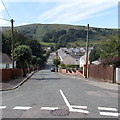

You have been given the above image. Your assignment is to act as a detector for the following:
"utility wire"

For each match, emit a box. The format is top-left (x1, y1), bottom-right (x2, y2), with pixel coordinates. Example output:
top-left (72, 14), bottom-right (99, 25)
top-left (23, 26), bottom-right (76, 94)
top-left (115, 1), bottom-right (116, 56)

top-left (0, 17), bottom-right (10, 22)
top-left (1, 0), bottom-right (11, 19)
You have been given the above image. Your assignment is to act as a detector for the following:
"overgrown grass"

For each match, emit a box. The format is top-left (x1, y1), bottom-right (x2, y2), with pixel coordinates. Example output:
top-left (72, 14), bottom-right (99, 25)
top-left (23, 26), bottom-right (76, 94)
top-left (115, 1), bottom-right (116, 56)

top-left (40, 42), bottom-right (55, 46)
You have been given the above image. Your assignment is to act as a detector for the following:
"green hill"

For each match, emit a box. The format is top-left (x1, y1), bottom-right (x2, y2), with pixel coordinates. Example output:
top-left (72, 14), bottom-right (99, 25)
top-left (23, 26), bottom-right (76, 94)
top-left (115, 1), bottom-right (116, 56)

top-left (2, 24), bottom-right (117, 47)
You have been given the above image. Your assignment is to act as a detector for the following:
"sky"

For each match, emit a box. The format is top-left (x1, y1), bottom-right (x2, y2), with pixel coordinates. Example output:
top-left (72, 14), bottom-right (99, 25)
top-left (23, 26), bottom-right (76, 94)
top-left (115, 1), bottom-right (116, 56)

top-left (0, 0), bottom-right (119, 28)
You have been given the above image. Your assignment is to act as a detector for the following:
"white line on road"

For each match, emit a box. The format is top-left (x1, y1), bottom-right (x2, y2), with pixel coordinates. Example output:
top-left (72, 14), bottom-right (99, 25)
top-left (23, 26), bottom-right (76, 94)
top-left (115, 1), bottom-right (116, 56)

top-left (100, 112), bottom-right (120, 117)
top-left (13, 106), bottom-right (32, 110)
top-left (59, 90), bottom-right (71, 110)
top-left (41, 107), bottom-right (59, 110)
top-left (0, 106), bottom-right (6, 109)
top-left (98, 107), bottom-right (117, 111)
top-left (59, 90), bottom-right (89, 114)
top-left (71, 105), bottom-right (87, 109)
top-left (70, 109), bottom-right (89, 114)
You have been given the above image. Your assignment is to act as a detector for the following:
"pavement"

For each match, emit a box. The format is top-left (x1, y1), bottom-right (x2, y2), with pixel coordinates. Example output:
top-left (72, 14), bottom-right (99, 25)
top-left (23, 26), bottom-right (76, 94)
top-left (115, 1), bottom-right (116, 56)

top-left (0, 71), bottom-right (36, 91)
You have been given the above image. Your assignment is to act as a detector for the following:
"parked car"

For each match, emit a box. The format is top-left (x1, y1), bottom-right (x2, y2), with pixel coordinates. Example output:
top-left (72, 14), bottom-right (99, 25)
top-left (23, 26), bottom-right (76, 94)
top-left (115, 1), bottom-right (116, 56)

top-left (51, 67), bottom-right (55, 72)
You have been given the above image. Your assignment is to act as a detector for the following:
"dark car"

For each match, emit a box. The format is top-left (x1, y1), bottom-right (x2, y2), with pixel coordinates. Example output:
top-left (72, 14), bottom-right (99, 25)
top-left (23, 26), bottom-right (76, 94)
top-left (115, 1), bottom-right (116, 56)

top-left (51, 67), bottom-right (55, 72)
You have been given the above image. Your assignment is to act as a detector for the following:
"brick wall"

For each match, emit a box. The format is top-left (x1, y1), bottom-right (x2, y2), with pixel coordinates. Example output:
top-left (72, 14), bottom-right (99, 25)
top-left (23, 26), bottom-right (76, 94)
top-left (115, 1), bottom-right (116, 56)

top-left (76, 70), bottom-right (83, 77)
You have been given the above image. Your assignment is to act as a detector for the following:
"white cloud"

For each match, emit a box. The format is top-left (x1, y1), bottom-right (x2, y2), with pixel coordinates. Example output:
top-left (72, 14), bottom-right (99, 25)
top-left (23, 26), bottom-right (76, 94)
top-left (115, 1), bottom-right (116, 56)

top-left (38, 0), bottom-right (118, 24)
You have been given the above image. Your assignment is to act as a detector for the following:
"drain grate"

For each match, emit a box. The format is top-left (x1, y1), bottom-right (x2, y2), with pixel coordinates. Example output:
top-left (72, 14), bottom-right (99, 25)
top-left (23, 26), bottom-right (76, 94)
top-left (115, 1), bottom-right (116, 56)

top-left (51, 109), bottom-right (70, 116)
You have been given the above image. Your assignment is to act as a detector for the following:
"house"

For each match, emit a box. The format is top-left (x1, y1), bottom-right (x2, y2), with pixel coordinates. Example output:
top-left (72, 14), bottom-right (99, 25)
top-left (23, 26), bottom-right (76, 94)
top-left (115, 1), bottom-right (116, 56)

top-left (79, 51), bottom-right (91, 67)
top-left (58, 48), bottom-right (80, 65)
top-left (0, 52), bottom-right (16, 69)
top-left (79, 55), bottom-right (86, 67)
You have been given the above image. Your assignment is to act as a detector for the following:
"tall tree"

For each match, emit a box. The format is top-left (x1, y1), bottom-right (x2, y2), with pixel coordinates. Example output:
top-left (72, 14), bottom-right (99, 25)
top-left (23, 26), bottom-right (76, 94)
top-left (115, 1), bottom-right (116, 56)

top-left (53, 58), bottom-right (60, 72)
top-left (89, 46), bottom-right (101, 62)
top-left (14, 45), bottom-right (32, 77)
top-left (27, 39), bottom-right (44, 58)
top-left (100, 36), bottom-right (118, 58)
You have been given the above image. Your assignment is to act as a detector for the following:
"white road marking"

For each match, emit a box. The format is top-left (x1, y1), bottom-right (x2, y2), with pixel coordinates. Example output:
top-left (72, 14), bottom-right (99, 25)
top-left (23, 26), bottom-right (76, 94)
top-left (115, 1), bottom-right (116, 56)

top-left (100, 112), bottom-right (120, 117)
top-left (13, 106), bottom-right (32, 110)
top-left (59, 90), bottom-right (89, 114)
top-left (0, 106), bottom-right (6, 109)
top-left (71, 105), bottom-right (87, 109)
top-left (41, 107), bottom-right (59, 110)
top-left (70, 109), bottom-right (89, 114)
top-left (98, 107), bottom-right (117, 111)
top-left (59, 90), bottom-right (71, 110)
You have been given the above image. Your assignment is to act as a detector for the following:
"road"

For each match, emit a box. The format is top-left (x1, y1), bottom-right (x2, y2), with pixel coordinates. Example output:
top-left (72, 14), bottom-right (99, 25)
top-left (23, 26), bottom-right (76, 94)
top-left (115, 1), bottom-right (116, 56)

top-left (1, 53), bottom-right (119, 119)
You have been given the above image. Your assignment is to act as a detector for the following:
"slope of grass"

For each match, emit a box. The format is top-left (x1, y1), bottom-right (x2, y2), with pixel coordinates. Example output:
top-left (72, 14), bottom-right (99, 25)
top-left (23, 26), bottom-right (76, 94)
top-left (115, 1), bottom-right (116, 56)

top-left (1, 23), bottom-right (117, 47)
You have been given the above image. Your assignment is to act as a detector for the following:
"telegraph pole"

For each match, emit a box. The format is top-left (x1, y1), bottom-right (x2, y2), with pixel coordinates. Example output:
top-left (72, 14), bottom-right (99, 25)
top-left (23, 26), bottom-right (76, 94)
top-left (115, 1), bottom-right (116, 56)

top-left (85, 24), bottom-right (89, 78)
top-left (11, 19), bottom-right (14, 69)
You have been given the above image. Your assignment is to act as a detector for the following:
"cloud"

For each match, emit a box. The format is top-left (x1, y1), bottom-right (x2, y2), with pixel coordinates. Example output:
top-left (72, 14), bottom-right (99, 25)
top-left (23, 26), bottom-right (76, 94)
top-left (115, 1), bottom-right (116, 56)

top-left (38, 0), bottom-right (118, 24)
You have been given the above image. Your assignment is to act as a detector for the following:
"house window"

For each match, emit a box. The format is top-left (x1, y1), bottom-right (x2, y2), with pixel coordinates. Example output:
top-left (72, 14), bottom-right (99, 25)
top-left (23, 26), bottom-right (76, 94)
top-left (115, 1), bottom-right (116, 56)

top-left (6, 64), bottom-right (9, 68)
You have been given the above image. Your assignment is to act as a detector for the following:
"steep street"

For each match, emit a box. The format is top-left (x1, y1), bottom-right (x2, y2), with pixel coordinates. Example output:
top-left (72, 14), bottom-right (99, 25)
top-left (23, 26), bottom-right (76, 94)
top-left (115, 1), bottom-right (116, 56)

top-left (1, 55), bottom-right (119, 118)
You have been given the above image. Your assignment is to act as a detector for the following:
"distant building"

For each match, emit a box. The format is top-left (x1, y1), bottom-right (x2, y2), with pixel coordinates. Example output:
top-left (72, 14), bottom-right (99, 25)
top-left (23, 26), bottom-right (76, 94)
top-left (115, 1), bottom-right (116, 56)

top-left (79, 51), bottom-right (91, 67)
top-left (58, 48), bottom-right (80, 65)
top-left (0, 52), bottom-right (16, 69)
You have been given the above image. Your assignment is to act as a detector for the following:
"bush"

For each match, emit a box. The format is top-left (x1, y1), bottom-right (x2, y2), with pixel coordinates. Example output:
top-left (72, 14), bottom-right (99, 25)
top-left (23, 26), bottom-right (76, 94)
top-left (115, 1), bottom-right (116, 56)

top-left (60, 63), bottom-right (66, 69)
top-left (59, 64), bottom-right (79, 69)
top-left (78, 67), bottom-right (83, 71)
top-left (65, 64), bottom-right (79, 68)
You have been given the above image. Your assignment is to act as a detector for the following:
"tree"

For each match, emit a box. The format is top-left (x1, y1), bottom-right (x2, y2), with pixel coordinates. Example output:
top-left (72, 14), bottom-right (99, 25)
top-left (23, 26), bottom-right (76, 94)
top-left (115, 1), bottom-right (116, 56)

top-left (37, 58), bottom-right (42, 67)
top-left (14, 45), bottom-right (32, 77)
top-left (100, 36), bottom-right (118, 58)
top-left (31, 56), bottom-right (37, 71)
top-left (2, 33), bottom-right (11, 56)
top-left (99, 36), bottom-right (120, 67)
top-left (53, 58), bottom-right (60, 72)
top-left (2, 30), bottom-right (29, 56)
top-left (27, 39), bottom-right (44, 58)
top-left (89, 46), bottom-right (101, 63)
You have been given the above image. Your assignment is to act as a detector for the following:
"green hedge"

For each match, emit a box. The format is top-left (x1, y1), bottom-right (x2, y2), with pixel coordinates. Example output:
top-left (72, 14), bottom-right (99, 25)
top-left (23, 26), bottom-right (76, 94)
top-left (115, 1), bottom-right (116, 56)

top-left (60, 63), bottom-right (79, 69)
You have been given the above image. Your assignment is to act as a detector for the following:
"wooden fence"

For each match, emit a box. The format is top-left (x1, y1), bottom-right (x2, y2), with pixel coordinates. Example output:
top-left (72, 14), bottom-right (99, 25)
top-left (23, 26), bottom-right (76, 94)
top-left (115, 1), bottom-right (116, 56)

top-left (1, 68), bottom-right (23, 82)
top-left (88, 65), bottom-right (116, 83)
top-left (0, 66), bottom-right (39, 82)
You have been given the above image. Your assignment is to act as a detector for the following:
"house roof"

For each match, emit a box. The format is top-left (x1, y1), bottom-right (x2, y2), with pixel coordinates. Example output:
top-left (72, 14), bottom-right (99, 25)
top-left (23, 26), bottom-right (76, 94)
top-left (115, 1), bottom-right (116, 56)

top-left (0, 52), bottom-right (12, 64)
top-left (58, 49), bottom-right (68, 59)
top-left (71, 55), bottom-right (80, 59)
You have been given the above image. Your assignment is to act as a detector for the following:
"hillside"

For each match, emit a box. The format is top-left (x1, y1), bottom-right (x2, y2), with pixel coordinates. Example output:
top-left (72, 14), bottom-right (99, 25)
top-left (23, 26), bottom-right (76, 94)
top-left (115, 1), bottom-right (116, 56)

top-left (2, 24), bottom-right (117, 47)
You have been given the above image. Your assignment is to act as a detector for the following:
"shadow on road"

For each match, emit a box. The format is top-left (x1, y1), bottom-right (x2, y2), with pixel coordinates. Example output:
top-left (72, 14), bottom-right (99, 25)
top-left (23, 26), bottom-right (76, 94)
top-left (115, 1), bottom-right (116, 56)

top-left (30, 77), bottom-right (61, 81)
